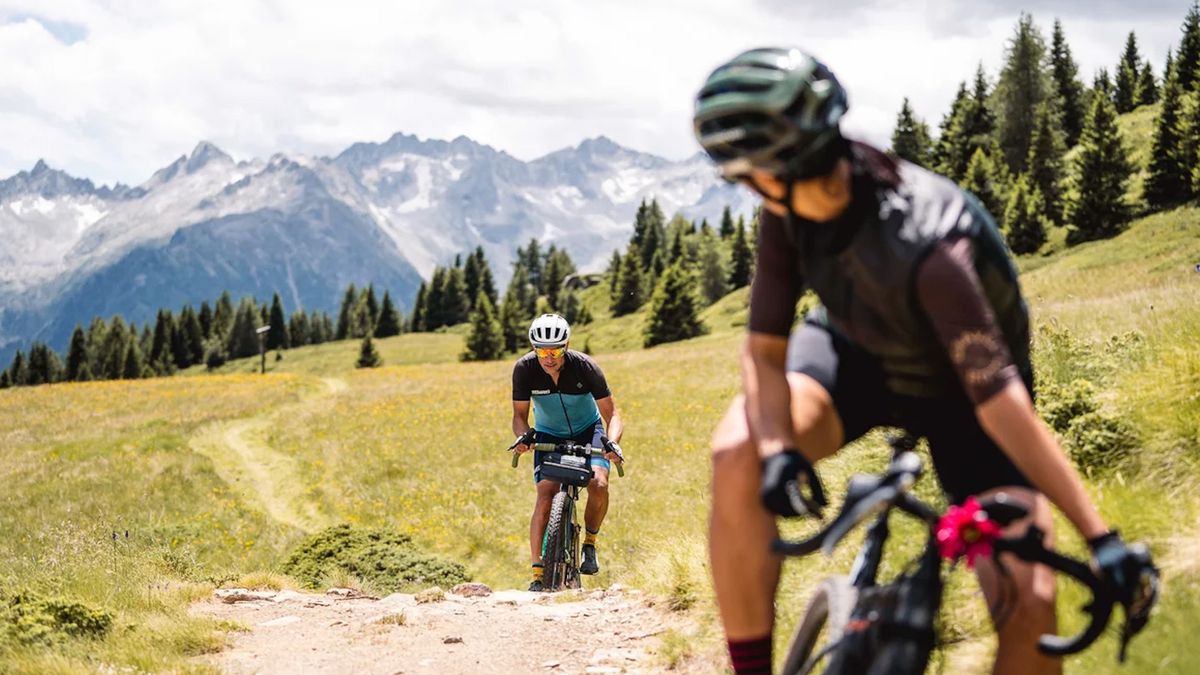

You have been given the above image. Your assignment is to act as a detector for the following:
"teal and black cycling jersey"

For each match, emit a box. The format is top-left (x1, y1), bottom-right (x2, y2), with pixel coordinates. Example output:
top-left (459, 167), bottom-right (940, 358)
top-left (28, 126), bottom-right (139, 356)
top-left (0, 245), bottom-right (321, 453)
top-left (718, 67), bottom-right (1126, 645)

top-left (512, 350), bottom-right (610, 438)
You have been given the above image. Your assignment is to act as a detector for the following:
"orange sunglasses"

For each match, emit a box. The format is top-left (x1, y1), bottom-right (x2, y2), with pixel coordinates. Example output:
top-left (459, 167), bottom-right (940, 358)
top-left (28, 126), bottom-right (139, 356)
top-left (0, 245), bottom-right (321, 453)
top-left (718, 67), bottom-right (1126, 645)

top-left (534, 346), bottom-right (566, 358)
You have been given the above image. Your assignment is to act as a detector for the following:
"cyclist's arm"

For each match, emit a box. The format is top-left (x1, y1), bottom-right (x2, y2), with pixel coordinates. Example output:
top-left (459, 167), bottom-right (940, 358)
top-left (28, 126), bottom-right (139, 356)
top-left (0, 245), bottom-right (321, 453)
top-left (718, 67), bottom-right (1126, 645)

top-left (512, 400), bottom-right (532, 438)
top-left (595, 395), bottom-right (623, 443)
top-left (744, 209), bottom-right (803, 458)
top-left (916, 238), bottom-right (1108, 539)
top-left (744, 332), bottom-right (792, 457)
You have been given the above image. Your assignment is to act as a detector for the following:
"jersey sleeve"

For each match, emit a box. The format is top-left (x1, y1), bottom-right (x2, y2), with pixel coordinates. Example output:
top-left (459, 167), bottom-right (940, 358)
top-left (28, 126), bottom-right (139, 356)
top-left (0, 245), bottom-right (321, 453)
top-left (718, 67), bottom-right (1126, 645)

top-left (747, 209), bottom-right (804, 336)
top-left (512, 361), bottom-right (532, 401)
top-left (915, 237), bottom-right (1021, 405)
top-left (581, 356), bottom-right (612, 400)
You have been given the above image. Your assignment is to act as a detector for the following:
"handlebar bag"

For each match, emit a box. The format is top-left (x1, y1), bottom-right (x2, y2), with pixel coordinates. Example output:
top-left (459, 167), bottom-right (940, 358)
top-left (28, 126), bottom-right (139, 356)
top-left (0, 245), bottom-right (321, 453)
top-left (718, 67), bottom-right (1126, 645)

top-left (541, 453), bottom-right (593, 487)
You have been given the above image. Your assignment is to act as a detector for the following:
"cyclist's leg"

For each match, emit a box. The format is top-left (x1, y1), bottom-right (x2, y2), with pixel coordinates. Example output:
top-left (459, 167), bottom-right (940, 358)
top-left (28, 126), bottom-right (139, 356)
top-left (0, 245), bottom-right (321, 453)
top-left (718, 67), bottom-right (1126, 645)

top-left (915, 391), bottom-right (1059, 675)
top-left (583, 421), bottom-right (610, 533)
top-left (710, 320), bottom-right (885, 641)
top-left (974, 488), bottom-right (1059, 675)
top-left (529, 435), bottom-right (564, 565)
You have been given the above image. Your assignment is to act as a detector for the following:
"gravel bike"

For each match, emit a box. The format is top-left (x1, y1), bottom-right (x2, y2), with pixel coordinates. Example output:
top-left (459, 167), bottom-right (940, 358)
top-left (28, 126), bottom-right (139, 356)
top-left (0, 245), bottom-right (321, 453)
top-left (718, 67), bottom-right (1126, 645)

top-left (509, 433), bottom-right (624, 591)
top-left (774, 434), bottom-right (1158, 674)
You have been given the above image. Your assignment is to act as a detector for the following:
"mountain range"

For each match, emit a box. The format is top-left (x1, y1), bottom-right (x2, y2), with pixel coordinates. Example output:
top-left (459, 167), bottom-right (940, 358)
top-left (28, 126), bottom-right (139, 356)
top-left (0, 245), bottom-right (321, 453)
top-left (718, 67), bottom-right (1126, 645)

top-left (0, 133), bottom-right (756, 361)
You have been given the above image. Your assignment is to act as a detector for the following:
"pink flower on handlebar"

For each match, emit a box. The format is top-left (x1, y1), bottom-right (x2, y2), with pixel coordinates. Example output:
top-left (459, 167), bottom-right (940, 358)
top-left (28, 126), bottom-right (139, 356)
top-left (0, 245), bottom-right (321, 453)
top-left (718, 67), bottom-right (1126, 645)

top-left (936, 497), bottom-right (1002, 568)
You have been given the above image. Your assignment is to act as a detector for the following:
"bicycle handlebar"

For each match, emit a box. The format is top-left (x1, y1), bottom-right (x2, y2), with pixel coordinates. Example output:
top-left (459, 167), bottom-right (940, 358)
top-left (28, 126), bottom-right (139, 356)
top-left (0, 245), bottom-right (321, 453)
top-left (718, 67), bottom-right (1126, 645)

top-left (506, 440), bottom-right (624, 478)
top-left (991, 525), bottom-right (1112, 657)
top-left (772, 446), bottom-right (1145, 661)
top-left (773, 451), bottom-right (934, 557)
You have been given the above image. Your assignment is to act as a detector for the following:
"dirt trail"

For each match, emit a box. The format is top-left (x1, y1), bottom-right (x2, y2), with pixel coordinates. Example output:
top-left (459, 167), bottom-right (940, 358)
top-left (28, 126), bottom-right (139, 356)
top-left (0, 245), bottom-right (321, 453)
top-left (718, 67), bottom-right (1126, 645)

top-left (192, 585), bottom-right (712, 675)
top-left (189, 377), bottom-right (346, 533)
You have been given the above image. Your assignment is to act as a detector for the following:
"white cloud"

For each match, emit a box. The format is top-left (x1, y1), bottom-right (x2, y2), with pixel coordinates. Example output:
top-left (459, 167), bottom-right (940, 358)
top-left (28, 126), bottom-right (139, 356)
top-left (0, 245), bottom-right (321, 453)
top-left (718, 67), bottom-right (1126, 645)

top-left (0, 0), bottom-right (1186, 185)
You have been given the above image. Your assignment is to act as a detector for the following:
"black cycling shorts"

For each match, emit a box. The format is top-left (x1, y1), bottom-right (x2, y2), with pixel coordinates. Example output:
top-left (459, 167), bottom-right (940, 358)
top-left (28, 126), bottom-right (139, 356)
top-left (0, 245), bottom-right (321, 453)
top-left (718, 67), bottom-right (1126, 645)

top-left (786, 318), bottom-right (1032, 504)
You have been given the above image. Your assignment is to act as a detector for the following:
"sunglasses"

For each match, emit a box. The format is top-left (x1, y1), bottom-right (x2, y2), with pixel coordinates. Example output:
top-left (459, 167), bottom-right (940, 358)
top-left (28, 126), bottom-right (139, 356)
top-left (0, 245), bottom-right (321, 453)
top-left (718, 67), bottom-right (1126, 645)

top-left (534, 346), bottom-right (566, 358)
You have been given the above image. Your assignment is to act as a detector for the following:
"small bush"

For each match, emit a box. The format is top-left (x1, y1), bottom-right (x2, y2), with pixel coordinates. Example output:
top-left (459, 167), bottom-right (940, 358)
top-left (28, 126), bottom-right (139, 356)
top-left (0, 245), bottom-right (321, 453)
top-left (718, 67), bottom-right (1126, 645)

top-left (1038, 379), bottom-right (1098, 432)
top-left (1065, 412), bottom-right (1139, 472)
top-left (280, 524), bottom-right (467, 593)
top-left (0, 592), bottom-right (113, 644)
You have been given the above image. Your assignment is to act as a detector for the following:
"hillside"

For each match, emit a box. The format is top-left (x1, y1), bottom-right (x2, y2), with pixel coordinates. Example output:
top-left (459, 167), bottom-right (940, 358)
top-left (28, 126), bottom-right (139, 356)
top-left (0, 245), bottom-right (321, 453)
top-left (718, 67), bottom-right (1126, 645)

top-left (3, 104), bottom-right (1199, 673)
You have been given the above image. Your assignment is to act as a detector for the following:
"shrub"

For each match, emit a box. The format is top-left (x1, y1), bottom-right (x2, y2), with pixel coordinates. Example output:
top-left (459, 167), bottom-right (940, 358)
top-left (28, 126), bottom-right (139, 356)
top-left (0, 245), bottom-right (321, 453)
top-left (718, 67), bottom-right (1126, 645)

top-left (281, 524), bottom-right (467, 593)
top-left (204, 343), bottom-right (228, 371)
top-left (1038, 379), bottom-right (1098, 432)
top-left (0, 592), bottom-right (113, 644)
top-left (1065, 411), bottom-right (1139, 473)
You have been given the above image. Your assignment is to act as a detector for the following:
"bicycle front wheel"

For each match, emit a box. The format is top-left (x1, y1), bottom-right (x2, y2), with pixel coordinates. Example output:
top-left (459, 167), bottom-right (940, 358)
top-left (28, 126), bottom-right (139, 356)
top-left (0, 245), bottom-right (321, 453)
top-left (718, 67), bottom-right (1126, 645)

top-left (780, 576), bottom-right (857, 675)
top-left (543, 491), bottom-right (574, 590)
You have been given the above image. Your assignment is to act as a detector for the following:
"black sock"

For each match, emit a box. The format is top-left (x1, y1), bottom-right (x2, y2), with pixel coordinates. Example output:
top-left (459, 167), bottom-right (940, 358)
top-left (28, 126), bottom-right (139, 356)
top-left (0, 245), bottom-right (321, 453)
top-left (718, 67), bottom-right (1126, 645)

top-left (727, 634), bottom-right (772, 675)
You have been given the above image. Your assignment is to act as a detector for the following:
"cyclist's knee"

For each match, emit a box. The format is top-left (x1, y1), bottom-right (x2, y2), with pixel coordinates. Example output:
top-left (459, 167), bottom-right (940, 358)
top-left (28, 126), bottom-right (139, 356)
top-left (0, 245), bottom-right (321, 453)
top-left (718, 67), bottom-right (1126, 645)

top-left (711, 396), bottom-right (756, 469)
top-left (588, 474), bottom-right (608, 492)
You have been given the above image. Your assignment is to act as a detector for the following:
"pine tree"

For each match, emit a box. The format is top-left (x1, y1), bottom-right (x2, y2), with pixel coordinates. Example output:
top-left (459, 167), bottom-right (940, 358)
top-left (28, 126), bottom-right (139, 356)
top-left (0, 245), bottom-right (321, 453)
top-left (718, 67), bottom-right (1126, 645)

top-left (1135, 62), bottom-right (1159, 107)
top-left (198, 301), bottom-right (214, 340)
top-left (1177, 2), bottom-right (1200, 93)
top-left (362, 285), bottom-right (379, 328)
top-left (1003, 175), bottom-right (1048, 254)
top-left (261, 294), bottom-right (286, 350)
top-left (462, 293), bottom-right (504, 361)
top-left (100, 317), bottom-right (129, 380)
top-left (212, 291), bottom-right (234, 343)
top-left (643, 263), bottom-right (707, 347)
top-left (355, 335), bottom-right (382, 368)
top-left (669, 228), bottom-right (685, 264)
top-left (1065, 92), bottom-right (1133, 244)
top-left (719, 205), bottom-right (735, 239)
top-left (639, 200), bottom-right (667, 271)
top-left (542, 247), bottom-right (575, 310)
top-left (612, 246), bottom-right (645, 316)
top-left (993, 14), bottom-right (1053, 173)
top-left (607, 250), bottom-right (622, 294)
top-left (1025, 102), bottom-right (1067, 223)
top-left (349, 294), bottom-right (373, 339)
top-left (289, 310), bottom-right (310, 347)
top-left (84, 317), bottom-right (109, 377)
top-left (561, 290), bottom-right (591, 326)
top-left (424, 268), bottom-right (447, 329)
top-left (520, 239), bottom-right (544, 295)
top-left (180, 305), bottom-right (206, 365)
top-left (697, 228), bottom-right (729, 305)
top-left (1049, 19), bottom-right (1087, 147)
top-left (375, 291), bottom-right (403, 337)
top-left (26, 343), bottom-right (62, 385)
top-left (122, 340), bottom-right (144, 379)
top-left (335, 284), bottom-right (358, 340)
top-left (961, 147), bottom-right (1010, 221)
top-left (0, 369), bottom-right (10, 389)
top-left (1114, 32), bottom-right (1143, 114)
top-left (7, 350), bottom-right (28, 387)
top-left (464, 251), bottom-right (483, 308)
top-left (169, 309), bottom-right (191, 369)
top-left (934, 82), bottom-right (970, 177)
top-left (442, 267), bottom-right (470, 326)
top-left (891, 97), bottom-right (933, 166)
top-left (410, 282), bottom-right (428, 332)
top-left (227, 298), bottom-right (262, 359)
top-left (1145, 75), bottom-right (1189, 208)
top-left (65, 325), bottom-right (90, 381)
top-left (728, 218), bottom-right (754, 289)
top-left (500, 261), bottom-right (535, 353)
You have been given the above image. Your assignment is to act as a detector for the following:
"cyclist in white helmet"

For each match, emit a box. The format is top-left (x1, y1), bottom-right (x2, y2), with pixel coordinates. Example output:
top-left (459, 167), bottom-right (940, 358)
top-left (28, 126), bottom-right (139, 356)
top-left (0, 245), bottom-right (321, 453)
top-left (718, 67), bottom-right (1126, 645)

top-left (511, 314), bottom-right (625, 591)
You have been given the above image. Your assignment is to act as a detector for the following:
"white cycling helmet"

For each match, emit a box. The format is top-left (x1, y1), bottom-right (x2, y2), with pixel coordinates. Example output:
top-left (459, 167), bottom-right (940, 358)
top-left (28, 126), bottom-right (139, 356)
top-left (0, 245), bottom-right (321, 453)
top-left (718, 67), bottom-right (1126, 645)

top-left (528, 314), bottom-right (571, 348)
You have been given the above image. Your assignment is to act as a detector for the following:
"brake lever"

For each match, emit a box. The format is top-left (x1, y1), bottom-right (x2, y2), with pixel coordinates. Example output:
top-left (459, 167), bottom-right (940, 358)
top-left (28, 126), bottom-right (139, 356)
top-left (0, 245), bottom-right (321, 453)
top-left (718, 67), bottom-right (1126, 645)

top-left (1118, 543), bottom-right (1159, 663)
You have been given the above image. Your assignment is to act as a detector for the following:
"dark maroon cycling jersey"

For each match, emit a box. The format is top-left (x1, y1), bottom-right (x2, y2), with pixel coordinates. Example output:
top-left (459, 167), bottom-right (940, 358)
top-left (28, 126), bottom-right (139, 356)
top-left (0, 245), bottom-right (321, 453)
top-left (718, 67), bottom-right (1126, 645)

top-left (748, 143), bottom-right (1030, 404)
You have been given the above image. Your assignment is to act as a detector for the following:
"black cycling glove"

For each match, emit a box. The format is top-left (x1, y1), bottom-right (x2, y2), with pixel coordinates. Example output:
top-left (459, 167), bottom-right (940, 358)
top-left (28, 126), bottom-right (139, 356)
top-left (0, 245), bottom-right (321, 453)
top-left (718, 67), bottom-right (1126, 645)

top-left (1088, 530), bottom-right (1159, 624)
top-left (760, 449), bottom-right (827, 518)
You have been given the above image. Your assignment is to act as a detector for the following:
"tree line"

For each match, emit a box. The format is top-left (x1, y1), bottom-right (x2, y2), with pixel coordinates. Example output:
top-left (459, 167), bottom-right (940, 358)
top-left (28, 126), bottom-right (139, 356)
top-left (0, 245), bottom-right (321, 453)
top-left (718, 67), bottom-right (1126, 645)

top-left (890, 6), bottom-right (1200, 255)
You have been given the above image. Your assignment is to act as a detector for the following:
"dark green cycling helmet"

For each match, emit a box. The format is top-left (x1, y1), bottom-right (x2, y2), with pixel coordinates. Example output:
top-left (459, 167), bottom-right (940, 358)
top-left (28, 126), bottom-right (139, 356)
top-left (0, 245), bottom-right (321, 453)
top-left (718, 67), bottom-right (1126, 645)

top-left (694, 47), bottom-right (848, 181)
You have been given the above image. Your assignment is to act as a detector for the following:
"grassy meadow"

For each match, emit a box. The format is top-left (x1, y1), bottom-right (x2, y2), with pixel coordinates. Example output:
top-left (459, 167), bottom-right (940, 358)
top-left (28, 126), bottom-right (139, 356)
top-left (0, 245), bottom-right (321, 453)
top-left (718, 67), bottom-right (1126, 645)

top-left (3, 133), bottom-right (1200, 673)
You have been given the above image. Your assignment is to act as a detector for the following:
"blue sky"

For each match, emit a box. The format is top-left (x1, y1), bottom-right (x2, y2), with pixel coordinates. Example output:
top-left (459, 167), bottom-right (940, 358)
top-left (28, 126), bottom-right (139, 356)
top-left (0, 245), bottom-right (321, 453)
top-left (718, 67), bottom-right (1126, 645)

top-left (0, 0), bottom-right (1188, 186)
